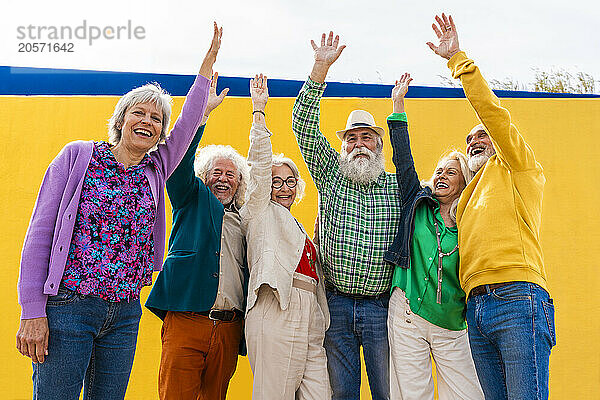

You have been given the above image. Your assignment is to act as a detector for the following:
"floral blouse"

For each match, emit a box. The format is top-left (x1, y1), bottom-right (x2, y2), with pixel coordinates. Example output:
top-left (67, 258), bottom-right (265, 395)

top-left (62, 141), bottom-right (156, 301)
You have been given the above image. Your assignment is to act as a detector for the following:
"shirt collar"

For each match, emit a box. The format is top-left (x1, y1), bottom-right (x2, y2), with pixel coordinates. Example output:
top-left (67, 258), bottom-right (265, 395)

top-left (95, 141), bottom-right (153, 170)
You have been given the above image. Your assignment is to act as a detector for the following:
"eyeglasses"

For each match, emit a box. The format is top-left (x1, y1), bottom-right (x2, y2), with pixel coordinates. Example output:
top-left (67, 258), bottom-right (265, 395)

top-left (272, 177), bottom-right (298, 189)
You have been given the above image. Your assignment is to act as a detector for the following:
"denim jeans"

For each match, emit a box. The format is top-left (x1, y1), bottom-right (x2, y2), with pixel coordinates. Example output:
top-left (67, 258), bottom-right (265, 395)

top-left (324, 289), bottom-right (390, 400)
top-left (32, 286), bottom-right (142, 400)
top-left (466, 282), bottom-right (556, 400)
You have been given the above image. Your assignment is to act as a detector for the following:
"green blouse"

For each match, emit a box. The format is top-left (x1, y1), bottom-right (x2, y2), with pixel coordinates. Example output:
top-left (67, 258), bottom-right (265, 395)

top-left (391, 200), bottom-right (467, 330)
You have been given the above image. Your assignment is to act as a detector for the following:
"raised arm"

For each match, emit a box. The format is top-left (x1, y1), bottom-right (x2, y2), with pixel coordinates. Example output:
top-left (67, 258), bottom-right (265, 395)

top-left (292, 31), bottom-right (346, 189)
top-left (167, 72), bottom-right (229, 209)
top-left (243, 74), bottom-right (273, 219)
top-left (427, 14), bottom-right (539, 171)
top-left (151, 22), bottom-right (224, 177)
top-left (388, 73), bottom-right (421, 202)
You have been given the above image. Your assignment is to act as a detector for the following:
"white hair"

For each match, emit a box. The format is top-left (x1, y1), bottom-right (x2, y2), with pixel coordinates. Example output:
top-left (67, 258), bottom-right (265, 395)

top-left (107, 82), bottom-right (173, 145)
top-left (422, 150), bottom-right (473, 223)
top-left (194, 145), bottom-right (249, 208)
top-left (339, 137), bottom-right (385, 185)
top-left (271, 153), bottom-right (306, 202)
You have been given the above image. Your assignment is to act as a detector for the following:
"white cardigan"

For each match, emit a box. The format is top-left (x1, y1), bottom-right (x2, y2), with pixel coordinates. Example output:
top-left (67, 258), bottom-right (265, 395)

top-left (240, 123), bottom-right (329, 329)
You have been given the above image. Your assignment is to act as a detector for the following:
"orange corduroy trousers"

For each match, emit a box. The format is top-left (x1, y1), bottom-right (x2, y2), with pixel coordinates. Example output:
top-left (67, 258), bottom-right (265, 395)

top-left (158, 311), bottom-right (243, 400)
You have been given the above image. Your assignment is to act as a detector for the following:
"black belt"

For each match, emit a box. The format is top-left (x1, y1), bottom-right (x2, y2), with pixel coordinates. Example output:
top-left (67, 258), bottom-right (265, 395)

top-left (325, 284), bottom-right (389, 300)
top-left (195, 309), bottom-right (243, 321)
top-left (469, 282), bottom-right (518, 298)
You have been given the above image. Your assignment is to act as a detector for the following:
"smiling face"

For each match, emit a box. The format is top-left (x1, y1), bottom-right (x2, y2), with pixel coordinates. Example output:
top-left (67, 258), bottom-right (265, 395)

top-left (433, 159), bottom-right (466, 204)
top-left (206, 158), bottom-right (240, 206)
top-left (343, 128), bottom-right (380, 157)
top-left (271, 164), bottom-right (297, 210)
top-left (466, 128), bottom-right (496, 172)
top-left (119, 102), bottom-right (163, 153)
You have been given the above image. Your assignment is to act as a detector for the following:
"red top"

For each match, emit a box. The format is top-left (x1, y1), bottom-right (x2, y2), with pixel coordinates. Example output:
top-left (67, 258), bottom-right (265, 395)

top-left (295, 238), bottom-right (319, 282)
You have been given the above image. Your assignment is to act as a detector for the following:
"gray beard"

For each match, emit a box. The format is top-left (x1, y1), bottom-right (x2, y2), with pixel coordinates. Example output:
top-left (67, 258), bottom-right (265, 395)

top-left (339, 147), bottom-right (385, 185)
top-left (468, 148), bottom-right (495, 172)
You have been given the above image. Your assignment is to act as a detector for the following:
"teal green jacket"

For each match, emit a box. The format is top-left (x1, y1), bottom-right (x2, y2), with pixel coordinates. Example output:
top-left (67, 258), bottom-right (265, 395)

top-left (146, 125), bottom-right (249, 328)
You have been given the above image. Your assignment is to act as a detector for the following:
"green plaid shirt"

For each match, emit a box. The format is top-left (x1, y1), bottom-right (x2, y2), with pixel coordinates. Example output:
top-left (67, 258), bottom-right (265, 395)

top-left (292, 77), bottom-right (401, 295)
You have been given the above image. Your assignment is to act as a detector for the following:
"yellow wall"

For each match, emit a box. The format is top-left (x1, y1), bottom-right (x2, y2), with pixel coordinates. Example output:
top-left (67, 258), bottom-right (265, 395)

top-left (1, 94), bottom-right (598, 399)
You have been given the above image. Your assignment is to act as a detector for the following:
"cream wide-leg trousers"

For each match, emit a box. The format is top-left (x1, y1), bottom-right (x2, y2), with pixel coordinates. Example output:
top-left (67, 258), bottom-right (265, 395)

top-left (388, 288), bottom-right (484, 400)
top-left (246, 273), bottom-right (330, 400)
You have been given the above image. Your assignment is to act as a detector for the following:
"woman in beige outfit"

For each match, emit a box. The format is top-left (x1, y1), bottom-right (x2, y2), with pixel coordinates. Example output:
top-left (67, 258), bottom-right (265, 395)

top-left (241, 74), bottom-right (330, 400)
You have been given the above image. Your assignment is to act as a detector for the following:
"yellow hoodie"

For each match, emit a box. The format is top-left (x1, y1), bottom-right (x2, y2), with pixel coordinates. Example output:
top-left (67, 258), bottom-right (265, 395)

top-left (449, 52), bottom-right (548, 297)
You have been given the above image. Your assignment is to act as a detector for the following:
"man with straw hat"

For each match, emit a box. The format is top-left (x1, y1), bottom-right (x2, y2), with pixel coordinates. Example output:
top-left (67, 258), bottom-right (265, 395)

top-left (292, 31), bottom-right (401, 400)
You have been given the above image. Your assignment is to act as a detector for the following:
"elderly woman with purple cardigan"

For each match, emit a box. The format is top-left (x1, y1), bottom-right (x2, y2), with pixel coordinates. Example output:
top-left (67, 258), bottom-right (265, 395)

top-left (15, 23), bottom-right (223, 400)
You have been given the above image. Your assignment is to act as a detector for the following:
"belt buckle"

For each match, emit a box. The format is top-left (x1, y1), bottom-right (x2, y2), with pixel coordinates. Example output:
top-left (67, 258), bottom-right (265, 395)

top-left (208, 309), bottom-right (221, 321)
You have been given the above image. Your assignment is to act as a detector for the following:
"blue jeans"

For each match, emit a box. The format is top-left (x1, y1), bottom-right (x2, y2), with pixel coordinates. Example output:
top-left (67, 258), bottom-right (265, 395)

top-left (324, 289), bottom-right (390, 400)
top-left (32, 286), bottom-right (142, 400)
top-left (466, 282), bottom-right (556, 400)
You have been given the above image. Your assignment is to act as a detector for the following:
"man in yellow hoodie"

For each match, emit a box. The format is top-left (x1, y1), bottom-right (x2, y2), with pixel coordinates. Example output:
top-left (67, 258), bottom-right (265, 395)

top-left (426, 14), bottom-right (556, 400)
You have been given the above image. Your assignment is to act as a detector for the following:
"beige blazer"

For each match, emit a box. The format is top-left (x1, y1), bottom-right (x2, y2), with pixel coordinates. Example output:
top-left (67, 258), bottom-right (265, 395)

top-left (240, 123), bottom-right (329, 329)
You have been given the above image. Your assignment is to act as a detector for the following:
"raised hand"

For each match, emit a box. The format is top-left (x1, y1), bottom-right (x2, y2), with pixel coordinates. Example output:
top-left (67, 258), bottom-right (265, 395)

top-left (202, 72), bottom-right (229, 123)
top-left (392, 73), bottom-right (413, 114)
top-left (199, 22), bottom-right (223, 79)
top-left (250, 74), bottom-right (269, 112)
top-left (309, 31), bottom-right (346, 83)
top-left (426, 13), bottom-right (460, 60)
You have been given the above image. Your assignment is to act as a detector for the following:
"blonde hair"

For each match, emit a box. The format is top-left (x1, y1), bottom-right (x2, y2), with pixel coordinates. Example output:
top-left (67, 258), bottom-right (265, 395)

top-left (194, 145), bottom-right (249, 208)
top-left (422, 150), bottom-right (473, 223)
top-left (271, 153), bottom-right (306, 203)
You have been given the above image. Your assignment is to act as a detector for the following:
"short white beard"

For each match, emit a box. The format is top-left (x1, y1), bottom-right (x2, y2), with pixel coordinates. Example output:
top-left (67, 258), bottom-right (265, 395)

top-left (468, 148), bottom-right (495, 172)
top-left (210, 183), bottom-right (235, 206)
top-left (339, 146), bottom-right (385, 185)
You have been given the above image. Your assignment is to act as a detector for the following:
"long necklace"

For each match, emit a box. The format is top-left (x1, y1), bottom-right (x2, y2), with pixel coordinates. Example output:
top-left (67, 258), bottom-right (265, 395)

top-left (434, 221), bottom-right (459, 304)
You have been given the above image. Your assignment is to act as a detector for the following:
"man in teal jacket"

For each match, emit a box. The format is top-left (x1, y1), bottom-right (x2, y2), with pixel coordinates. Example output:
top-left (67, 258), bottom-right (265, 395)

top-left (146, 74), bottom-right (249, 400)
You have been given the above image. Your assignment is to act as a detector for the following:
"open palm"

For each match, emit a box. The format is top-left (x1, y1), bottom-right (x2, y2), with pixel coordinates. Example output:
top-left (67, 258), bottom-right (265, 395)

top-left (392, 73), bottom-right (413, 102)
top-left (311, 31), bottom-right (346, 66)
top-left (426, 13), bottom-right (460, 60)
top-left (250, 74), bottom-right (268, 111)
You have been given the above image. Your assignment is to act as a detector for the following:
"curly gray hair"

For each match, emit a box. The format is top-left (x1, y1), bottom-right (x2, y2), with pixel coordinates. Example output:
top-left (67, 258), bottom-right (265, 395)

top-left (194, 145), bottom-right (249, 208)
top-left (107, 82), bottom-right (173, 145)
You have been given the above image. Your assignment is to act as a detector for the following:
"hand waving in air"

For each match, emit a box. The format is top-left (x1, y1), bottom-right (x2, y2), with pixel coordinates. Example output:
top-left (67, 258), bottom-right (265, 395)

top-left (250, 74), bottom-right (268, 125)
top-left (250, 74), bottom-right (269, 112)
top-left (309, 31), bottom-right (346, 83)
top-left (199, 22), bottom-right (223, 79)
top-left (202, 72), bottom-right (229, 124)
top-left (426, 13), bottom-right (461, 60)
top-left (391, 73), bottom-right (413, 114)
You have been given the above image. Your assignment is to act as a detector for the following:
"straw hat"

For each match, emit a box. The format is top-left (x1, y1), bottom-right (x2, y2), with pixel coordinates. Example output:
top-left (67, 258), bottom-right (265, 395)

top-left (335, 110), bottom-right (385, 141)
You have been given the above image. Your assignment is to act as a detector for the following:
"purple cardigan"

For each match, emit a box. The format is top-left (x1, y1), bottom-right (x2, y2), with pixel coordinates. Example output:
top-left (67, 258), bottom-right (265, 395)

top-left (18, 74), bottom-right (210, 319)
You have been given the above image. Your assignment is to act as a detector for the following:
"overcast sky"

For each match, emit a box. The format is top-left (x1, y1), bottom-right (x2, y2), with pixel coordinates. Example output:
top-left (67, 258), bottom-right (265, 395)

top-left (2, 0), bottom-right (599, 90)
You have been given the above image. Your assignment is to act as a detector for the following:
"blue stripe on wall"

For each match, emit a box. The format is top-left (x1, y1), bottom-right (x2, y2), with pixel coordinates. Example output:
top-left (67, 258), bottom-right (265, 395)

top-left (1, 66), bottom-right (598, 98)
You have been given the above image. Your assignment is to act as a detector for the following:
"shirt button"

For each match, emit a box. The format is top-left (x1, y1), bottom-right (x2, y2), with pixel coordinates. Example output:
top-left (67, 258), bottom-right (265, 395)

top-left (424, 277), bottom-right (428, 281)
top-left (428, 257), bottom-right (432, 261)
top-left (59, 246), bottom-right (63, 251)
top-left (405, 309), bottom-right (410, 315)
top-left (417, 297), bottom-right (421, 301)
top-left (212, 272), bottom-right (218, 278)
top-left (50, 283), bottom-right (54, 288)
top-left (68, 214), bottom-right (72, 220)
top-left (215, 252), bottom-right (220, 257)
top-left (405, 319), bottom-right (411, 323)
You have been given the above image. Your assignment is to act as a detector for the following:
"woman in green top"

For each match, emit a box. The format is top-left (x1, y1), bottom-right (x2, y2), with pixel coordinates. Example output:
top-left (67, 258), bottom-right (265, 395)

top-left (384, 74), bottom-right (484, 399)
